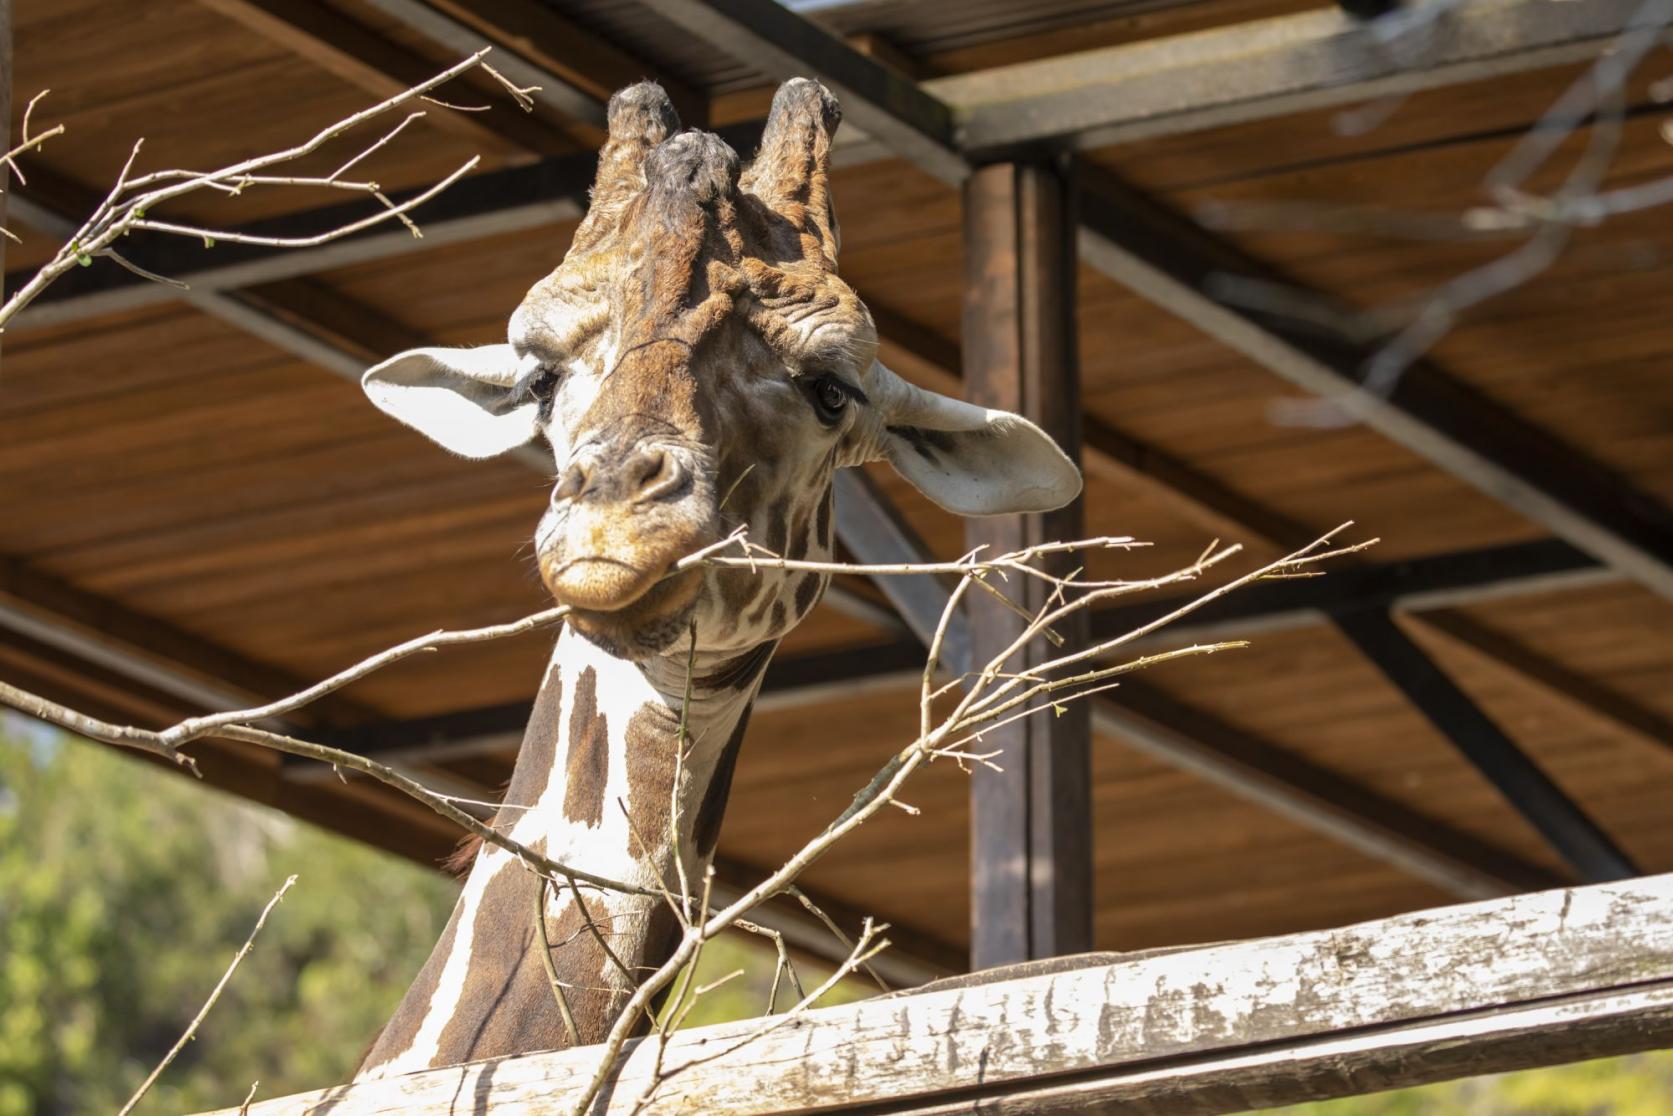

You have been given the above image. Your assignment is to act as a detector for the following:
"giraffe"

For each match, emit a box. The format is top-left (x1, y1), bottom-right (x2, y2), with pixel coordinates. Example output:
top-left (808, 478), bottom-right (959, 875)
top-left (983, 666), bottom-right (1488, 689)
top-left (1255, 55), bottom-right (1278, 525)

top-left (353, 78), bottom-right (1081, 1077)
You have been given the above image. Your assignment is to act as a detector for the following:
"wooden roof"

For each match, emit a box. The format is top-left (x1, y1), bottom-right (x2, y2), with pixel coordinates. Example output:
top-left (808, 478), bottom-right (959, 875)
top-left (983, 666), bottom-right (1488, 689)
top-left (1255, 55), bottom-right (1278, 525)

top-left (4, 0), bottom-right (1672, 977)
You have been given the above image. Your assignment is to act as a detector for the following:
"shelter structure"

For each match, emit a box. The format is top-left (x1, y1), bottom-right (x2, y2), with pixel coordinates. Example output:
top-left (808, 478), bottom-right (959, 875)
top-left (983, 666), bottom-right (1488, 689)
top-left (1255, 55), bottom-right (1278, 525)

top-left (3, 0), bottom-right (1672, 1107)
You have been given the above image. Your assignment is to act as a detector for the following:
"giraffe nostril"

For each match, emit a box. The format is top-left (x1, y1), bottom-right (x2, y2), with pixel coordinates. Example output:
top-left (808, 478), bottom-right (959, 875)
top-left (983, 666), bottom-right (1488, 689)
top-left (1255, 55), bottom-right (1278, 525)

top-left (631, 449), bottom-right (687, 504)
top-left (554, 460), bottom-right (589, 503)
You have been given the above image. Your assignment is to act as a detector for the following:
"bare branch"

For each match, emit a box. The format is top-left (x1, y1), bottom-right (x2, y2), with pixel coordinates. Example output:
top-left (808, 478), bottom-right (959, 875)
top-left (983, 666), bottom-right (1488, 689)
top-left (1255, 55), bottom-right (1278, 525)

top-left (0, 49), bottom-right (512, 330)
top-left (117, 876), bottom-right (297, 1116)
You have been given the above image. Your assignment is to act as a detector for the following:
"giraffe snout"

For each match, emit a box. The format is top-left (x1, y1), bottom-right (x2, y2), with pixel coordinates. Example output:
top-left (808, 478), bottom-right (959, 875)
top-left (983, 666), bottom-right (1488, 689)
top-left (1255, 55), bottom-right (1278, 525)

top-left (553, 444), bottom-right (692, 508)
top-left (536, 436), bottom-right (715, 621)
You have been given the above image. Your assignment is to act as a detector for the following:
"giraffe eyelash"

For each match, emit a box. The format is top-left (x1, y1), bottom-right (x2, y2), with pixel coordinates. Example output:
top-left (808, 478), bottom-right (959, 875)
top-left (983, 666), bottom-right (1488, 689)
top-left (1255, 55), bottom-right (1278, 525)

top-left (504, 362), bottom-right (563, 418)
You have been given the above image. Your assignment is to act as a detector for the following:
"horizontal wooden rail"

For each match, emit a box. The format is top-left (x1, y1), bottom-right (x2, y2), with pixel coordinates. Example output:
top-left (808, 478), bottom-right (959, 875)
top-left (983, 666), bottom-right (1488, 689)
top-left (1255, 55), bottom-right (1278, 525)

top-left (203, 872), bottom-right (1673, 1115)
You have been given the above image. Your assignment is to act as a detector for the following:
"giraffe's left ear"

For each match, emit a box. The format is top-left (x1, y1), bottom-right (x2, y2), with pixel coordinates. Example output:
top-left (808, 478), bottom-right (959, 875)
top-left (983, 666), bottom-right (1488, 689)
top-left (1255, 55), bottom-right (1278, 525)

top-left (868, 361), bottom-right (1082, 516)
top-left (361, 344), bottom-right (542, 459)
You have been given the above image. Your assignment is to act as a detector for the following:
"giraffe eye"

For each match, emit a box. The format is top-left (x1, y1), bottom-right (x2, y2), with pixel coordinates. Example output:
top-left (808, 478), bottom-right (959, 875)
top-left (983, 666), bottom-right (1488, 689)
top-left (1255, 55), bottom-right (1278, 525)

top-left (808, 375), bottom-right (849, 425)
top-left (507, 362), bottom-right (562, 414)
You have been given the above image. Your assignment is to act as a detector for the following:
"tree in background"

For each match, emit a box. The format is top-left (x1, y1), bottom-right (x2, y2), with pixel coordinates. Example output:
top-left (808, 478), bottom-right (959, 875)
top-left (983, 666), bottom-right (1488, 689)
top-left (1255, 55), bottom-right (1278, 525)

top-left (0, 717), bottom-right (454, 1114)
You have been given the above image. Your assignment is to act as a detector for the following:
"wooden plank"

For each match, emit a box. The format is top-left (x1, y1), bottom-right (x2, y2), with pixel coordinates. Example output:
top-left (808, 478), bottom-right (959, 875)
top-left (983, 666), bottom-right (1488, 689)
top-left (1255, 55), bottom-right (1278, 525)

top-left (191, 0), bottom-right (571, 155)
top-left (1332, 607), bottom-right (1638, 882)
top-left (949, 0), bottom-right (1650, 155)
top-left (199, 872), bottom-right (1673, 1115)
top-left (900, 986), bottom-right (1673, 1115)
top-left (962, 160), bottom-right (1091, 966)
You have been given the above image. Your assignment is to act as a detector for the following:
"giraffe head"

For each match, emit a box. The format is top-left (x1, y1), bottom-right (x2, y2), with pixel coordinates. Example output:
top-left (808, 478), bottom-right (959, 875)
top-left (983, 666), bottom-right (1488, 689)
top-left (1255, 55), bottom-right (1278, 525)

top-left (363, 80), bottom-right (1079, 659)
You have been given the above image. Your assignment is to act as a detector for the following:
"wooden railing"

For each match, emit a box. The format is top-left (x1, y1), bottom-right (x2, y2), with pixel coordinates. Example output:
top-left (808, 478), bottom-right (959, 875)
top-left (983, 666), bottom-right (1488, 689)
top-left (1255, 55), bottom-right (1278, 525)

top-left (201, 872), bottom-right (1673, 1115)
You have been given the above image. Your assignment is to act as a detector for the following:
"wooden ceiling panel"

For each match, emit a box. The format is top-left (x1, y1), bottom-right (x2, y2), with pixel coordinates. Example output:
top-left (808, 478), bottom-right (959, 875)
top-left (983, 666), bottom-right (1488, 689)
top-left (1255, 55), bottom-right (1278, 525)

top-left (1129, 623), bottom-right (1574, 873)
top-left (315, 220), bottom-right (585, 341)
top-left (1447, 582), bottom-right (1673, 730)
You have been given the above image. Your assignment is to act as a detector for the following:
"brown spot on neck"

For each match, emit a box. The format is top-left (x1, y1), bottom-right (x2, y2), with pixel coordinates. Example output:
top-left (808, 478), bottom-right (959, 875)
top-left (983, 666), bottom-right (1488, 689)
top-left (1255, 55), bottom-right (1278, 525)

top-left (358, 900), bottom-right (462, 1074)
top-left (697, 640), bottom-right (778, 691)
top-left (792, 571), bottom-right (824, 621)
top-left (766, 503), bottom-right (790, 555)
top-left (499, 662), bottom-right (564, 810)
top-left (563, 666), bottom-right (610, 827)
top-left (623, 702), bottom-right (681, 862)
top-left (816, 486), bottom-right (833, 550)
top-left (694, 707), bottom-right (753, 858)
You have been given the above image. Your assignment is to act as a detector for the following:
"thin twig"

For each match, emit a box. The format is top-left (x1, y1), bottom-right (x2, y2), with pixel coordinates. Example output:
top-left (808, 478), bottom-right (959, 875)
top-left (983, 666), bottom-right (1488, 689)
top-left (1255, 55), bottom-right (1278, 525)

top-left (117, 876), bottom-right (297, 1116)
top-left (536, 877), bottom-right (582, 1047)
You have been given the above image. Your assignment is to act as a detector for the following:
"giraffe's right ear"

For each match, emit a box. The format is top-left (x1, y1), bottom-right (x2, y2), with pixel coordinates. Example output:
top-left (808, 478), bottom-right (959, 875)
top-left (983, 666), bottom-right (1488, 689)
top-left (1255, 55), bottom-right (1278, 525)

top-left (866, 360), bottom-right (1082, 516)
top-left (361, 345), bottom-right (542, 459)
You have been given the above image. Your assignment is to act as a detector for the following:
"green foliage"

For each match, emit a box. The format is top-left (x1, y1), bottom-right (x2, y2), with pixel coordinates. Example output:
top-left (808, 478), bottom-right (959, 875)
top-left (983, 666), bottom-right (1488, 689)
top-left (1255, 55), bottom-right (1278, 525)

top-left (0, 720), bottom-right (456, 1115)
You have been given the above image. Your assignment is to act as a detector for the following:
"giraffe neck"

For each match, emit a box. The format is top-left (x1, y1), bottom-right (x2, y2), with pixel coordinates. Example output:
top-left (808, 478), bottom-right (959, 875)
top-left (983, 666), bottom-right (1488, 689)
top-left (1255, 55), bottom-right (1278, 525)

top-left (359, 624), bottom-right (773, 1077)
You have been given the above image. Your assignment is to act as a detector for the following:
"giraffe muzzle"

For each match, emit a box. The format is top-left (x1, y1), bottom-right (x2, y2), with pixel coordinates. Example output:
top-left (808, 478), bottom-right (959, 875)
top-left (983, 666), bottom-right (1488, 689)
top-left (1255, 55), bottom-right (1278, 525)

top-left (537, 441), bottom-right (715, 617)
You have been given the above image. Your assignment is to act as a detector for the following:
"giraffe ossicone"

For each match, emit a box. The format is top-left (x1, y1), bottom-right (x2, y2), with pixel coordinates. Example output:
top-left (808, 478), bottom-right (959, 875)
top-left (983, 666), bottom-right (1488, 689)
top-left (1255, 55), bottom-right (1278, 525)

top-left (356, 78), bottom-right (1081, 1078)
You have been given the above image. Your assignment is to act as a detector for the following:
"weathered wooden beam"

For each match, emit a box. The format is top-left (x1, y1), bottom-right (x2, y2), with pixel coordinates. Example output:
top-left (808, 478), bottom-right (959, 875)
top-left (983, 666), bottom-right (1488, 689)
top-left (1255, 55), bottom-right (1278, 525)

top-left (832, 470), bottom-right (968, 668)
top-left (421, 0), bottom-right (707, 126)
top-left (353, 0), bottom-right (608, 136)
top-left (199, 873), bottom-right (1673, 1116)
top-left (641, 0), bottom-right (966, 184)
top-left (1408, 609), bottom-right (1673, 759)
top-left (1333, 607), bottom-right (1638, 882)
top-left (962, 158), bottom-right (1091, 966)
top-left (947, 0), bottom-right (1652, 156)
top-left (1096, 538), bottom-right (1615, 648)
top-left (192, 0), bottom-right (576, 154)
